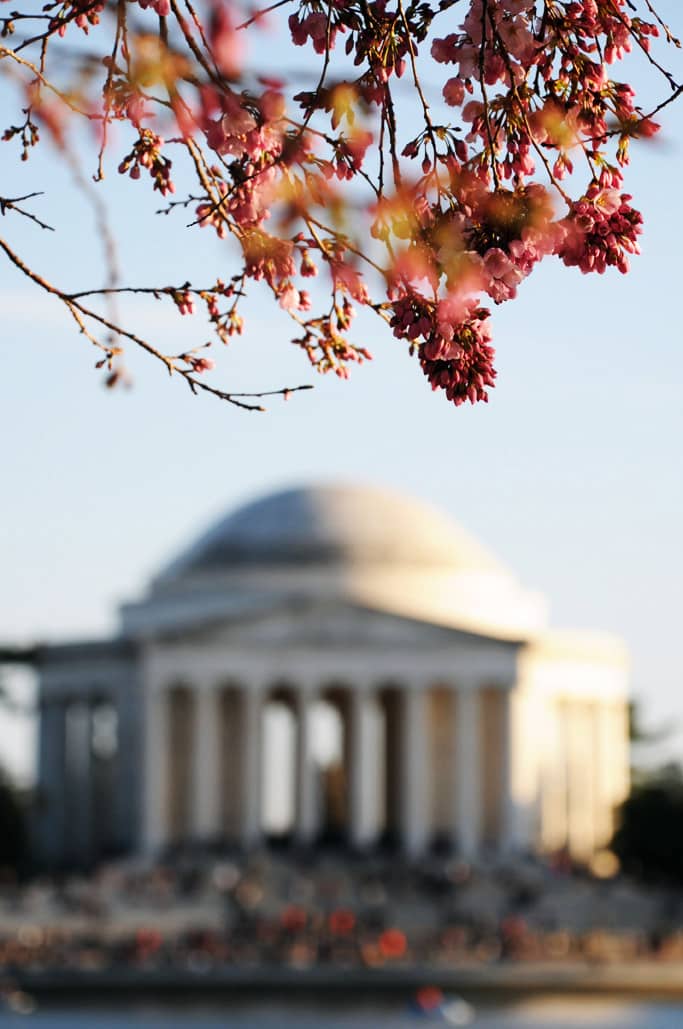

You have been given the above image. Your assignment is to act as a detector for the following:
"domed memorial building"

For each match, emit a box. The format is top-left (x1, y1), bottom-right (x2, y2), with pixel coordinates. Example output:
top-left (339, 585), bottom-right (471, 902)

top-left (35, 485), bottom-right (629, 868)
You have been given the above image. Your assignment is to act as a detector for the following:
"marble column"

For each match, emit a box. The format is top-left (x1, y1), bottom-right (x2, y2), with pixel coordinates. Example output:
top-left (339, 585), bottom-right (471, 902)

top-left (610, 700), bottom-right (631, 811)
top-left (36, 698), bottom-right (67, 865)
top-left (240, 685), bottom-right (263, 848)
top-left (602, 697), bottom-right (630, 852)
top-left (67, 699), bottom-right (94, 866)
top-left (192, 683), bottom-right (222, 840)
top-left (142, 685), bottom-right (170, 855)
top-left (593, 702), bottom-right (613, 848)
top-left (349, 686), bottom-right (376, 849)
top-left (114, 678), bottom-right (141, 855)
top-left (540, 701), bottom-right (569, 853)
top-left (566, 701), bottom-right (596, 861)
top-left (455, 683), bottom-right (481, 858)
top-left (399, 685), bottom-right (429, 857)
top-left (295, 686), bottom-right (318, 846)
top-left (497, 687), bottom-right (516, 853)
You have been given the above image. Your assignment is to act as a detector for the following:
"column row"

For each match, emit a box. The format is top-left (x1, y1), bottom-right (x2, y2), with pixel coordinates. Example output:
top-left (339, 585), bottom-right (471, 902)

top-left (538, 696), bottom-right (631, 861)
top-left (36, 695), bottom-right (125, 868)
top-left (142, 678), bottom-right (515, 858)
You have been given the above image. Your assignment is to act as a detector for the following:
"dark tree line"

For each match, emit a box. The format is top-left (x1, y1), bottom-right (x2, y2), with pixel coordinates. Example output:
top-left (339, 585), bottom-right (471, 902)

top-left (612, 764), bottom-right (683, 886)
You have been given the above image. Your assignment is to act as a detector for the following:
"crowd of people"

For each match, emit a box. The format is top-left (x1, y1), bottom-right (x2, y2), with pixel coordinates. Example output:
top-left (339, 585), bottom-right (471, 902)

top-left (1, 851), bottom-right (682, 978)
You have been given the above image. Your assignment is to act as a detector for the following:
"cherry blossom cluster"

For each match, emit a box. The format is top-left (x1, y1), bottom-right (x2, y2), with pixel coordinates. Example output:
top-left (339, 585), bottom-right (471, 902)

top-left (557, 183), bottom-right (643, 275)
top-left (0, 0), bottom-right (680, 408)
top-left (47, 0), bottom-right (105, 36)
top-left (420, 309), bottom-right (497, 407)
top-left (166, 279), bottom-right (246, 344)
top-left (117, 131), bottom-right (174, 197)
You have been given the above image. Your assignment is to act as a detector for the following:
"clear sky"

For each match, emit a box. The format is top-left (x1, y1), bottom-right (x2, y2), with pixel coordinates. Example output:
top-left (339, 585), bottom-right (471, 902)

top-left (1, 3), bottom-right (682, 782)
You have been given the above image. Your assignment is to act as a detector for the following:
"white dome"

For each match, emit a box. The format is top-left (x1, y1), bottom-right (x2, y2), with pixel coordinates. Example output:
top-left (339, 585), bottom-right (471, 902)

top-left (158, 483), bottom-right (505, 581)
top-left (121, 483), bottom-right (547, 640)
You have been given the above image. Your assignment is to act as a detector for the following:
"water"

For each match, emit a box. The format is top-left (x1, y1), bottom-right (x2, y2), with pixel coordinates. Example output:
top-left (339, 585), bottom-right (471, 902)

top-left (1, 999), bottom-right (683, 1028)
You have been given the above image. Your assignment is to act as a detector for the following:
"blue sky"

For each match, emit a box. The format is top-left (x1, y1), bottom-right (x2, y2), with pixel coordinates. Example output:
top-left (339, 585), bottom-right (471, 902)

top-left (1, 3), bottom-right (682, 780)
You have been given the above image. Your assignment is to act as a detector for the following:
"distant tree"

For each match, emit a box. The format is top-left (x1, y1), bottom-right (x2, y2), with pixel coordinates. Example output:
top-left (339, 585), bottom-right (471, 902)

top-left (1, 1), bottom-right (681, 409)
top-left (628, 699), bottom-right (674, 748)
top-left (612, 764), bottom-right (683, 885)
top-left (0, 662), bottom-right (33, 876)
top-left (0, 767), bottom-right (27, 877)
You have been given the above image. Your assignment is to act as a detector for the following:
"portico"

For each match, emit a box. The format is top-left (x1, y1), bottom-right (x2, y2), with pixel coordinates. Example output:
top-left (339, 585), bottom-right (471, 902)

top-left (138, 635), bottom-right (518, 856)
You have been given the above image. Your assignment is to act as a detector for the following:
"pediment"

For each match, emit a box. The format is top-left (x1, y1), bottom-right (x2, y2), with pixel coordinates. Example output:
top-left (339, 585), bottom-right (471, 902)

top-left (160, 600), bottom-right (514, 653)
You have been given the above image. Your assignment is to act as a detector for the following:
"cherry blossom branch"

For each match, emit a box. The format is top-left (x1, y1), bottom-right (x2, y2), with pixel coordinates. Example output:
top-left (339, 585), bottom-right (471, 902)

top-left (65, 284), bottom-right (246, 301)
top-left (607, 0), bottom-right (680, 91)
top-left (644, 81), bottom-right (683, 120)
top-left (1, 0), bottom-right (680, 411)
top-left (11, 0), bottom-right (105, 55)
top-left (236, 0), bottom-right (293, 32)
top-left (0, 192), bottom-right (54, 231)
top-left (396, 0), bottom-right (438, 166)
top-left (0, 235), bottom-right (312, 411)
top-left (484, 7), bottom-right (572, 205)
top-left (642, 0), bottom-right (681, 46)
top-left (0, 45), bottom-right (101, 119)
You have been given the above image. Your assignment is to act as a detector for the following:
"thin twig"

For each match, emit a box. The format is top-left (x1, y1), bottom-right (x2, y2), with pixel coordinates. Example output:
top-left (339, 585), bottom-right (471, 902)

top-left (479, 0), bottom-right (501, 188)
top-left (0, 193), bottom-right (54, 231)
top-left (0, 235), bottom-right (312, 411)
top-left (236, 0), bottom-right (293, 31)
top-left (0, 44), bottom-right (101, 119)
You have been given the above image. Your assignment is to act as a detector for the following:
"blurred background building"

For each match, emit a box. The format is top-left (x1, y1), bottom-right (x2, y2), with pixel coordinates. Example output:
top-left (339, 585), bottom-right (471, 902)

top-left (33, 484), bottom-right (630, 870)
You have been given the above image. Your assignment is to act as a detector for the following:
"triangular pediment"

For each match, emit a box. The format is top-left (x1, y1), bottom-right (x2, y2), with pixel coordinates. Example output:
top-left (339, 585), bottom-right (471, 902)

top-left (156, 599), bottom-right (518, 654)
